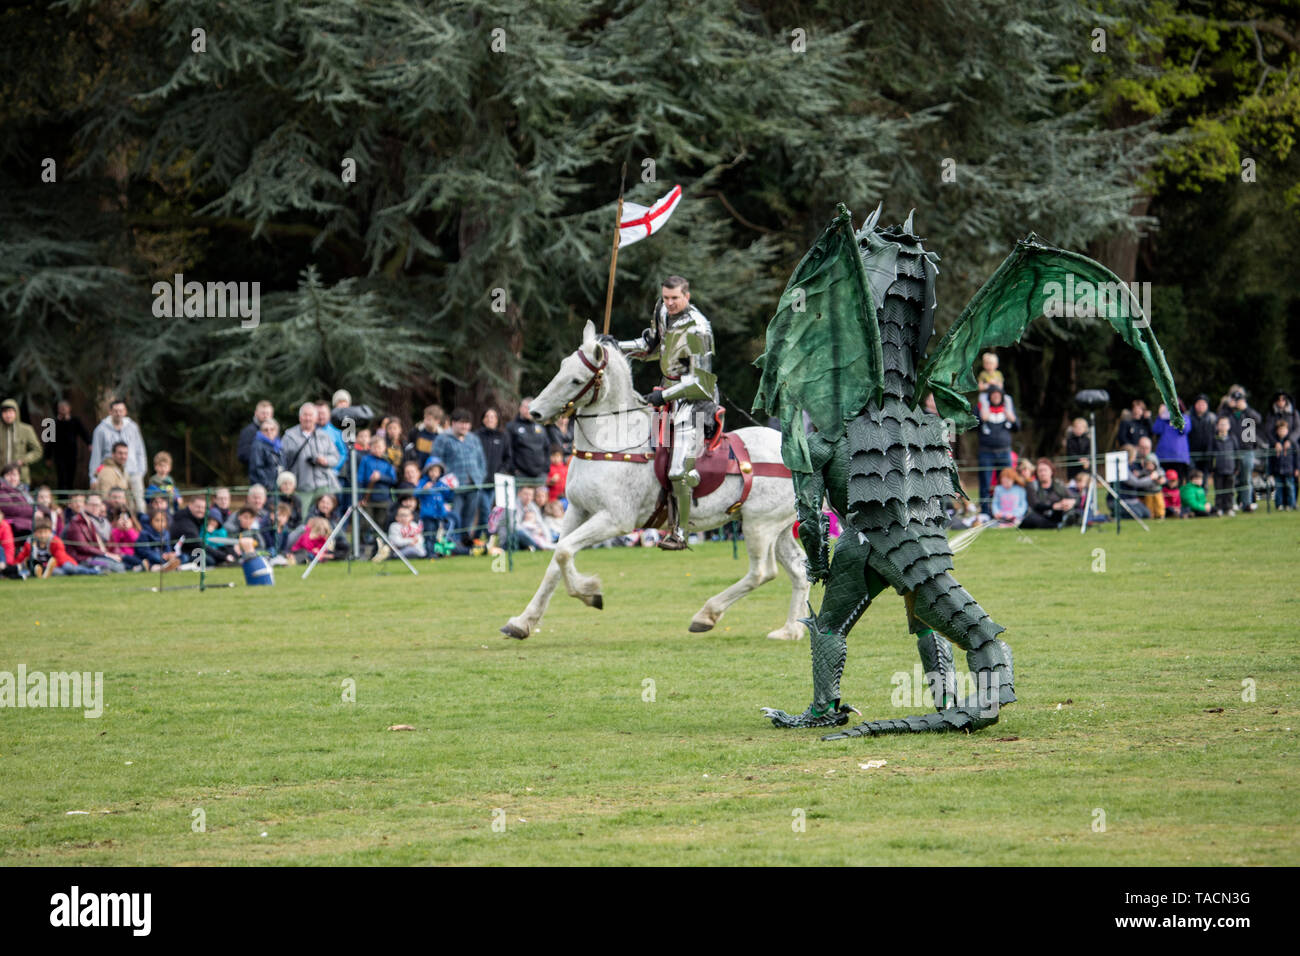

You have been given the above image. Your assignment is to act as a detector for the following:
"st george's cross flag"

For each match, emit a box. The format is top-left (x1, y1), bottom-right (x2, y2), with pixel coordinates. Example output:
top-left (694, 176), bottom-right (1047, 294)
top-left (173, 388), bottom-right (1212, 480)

top-left (618, 185), bottom-right (682, 247)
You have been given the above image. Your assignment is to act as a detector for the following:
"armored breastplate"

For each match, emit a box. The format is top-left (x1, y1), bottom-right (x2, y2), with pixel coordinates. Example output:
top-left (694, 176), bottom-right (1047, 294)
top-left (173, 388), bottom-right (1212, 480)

top-left (659, 308), bottom-right (711, 382)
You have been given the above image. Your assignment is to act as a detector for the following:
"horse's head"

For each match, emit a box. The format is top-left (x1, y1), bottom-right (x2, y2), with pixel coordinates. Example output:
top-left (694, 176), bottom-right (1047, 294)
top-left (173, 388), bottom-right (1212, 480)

top-left (530, 320), bottom-right (632, 423)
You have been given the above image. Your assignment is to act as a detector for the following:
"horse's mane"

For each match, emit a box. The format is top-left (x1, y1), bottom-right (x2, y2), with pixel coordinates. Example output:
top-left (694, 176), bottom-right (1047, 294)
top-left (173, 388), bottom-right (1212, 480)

top-left (591, 333), bottom-right (640, 401)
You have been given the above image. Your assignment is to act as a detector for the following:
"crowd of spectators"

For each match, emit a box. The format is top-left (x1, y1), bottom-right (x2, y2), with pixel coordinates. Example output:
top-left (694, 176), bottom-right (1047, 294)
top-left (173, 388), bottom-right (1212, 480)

top-left (3, 362), bottom-right (1296, 578)
top-left (961, 351), bottom-right (1298, 529)
top-left (0, 391), bottom-right (587, 579)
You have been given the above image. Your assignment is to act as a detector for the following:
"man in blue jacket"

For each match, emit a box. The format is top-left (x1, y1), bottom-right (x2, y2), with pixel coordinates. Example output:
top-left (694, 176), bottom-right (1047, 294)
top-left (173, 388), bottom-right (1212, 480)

top-left (433, 409), bottom-right (487, 545)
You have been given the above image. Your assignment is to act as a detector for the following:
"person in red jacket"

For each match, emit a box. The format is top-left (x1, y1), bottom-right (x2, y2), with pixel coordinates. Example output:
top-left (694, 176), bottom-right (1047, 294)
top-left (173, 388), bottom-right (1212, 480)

top-left (0, 514), bottom-right (14, 577)
top-left (546, 445), bottom-right (569, 501)
top-left (62, 493), bottom-right (125, 571)
top-left (15, 518), bottom-right (82, 577)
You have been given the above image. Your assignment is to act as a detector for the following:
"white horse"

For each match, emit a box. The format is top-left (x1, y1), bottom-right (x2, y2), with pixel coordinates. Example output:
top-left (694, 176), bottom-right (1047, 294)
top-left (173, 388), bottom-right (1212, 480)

top-left (500, 320), bottom-right (809, 641)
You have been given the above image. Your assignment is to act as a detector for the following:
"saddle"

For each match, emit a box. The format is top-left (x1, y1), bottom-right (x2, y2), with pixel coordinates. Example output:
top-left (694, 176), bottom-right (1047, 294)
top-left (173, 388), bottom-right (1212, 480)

top-left (645, 402), bottom-right (791, 528)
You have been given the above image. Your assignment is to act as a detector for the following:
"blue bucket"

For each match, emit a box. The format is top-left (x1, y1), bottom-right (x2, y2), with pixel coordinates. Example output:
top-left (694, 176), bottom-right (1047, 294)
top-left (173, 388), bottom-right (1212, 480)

top-left (241, 554), bottom-right (275, 587)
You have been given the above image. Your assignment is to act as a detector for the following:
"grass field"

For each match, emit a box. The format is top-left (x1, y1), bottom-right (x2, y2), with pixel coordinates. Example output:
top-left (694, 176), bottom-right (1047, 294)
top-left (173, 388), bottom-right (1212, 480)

top-left (2, 513), bottom-right (1297, 866)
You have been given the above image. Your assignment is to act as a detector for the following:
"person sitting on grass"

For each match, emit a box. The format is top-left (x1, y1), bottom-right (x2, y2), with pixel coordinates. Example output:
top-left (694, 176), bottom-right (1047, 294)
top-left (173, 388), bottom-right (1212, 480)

top-left (0, 513), bottom-right (13, 578)
top-left (269, 501), bottom-right (297, 561)
top-left (16, 517), bottom-right (94, 577)
top-left (1021, 458), bottom-right (1079, 529)
top-left (1181, 469), bottom-right (1211, 518)
top-left (64, 493), bottom-right (125, 572)
top-left (514, 485), bottom-right (554, 551)
top-left (1130, 436), bottom-right (1167, 520)
top-left (542, 497), bottom-right (567, 542)
top-left (291, 516), bottom-right (335, 563)
top-left (110, 507), bottom-right (144, 570)
top-left (241, 484), bottom-right (273, 546)
top-left (381, 505), bottom-right (427, 561)
top-left (1015, 458), bottom-right (1035, 488)
top-left (275, 471), bottom-right (303, 528)
top-left (0, 461), bottom-right (33, 537)
top-left (169, 495), bottom-right (227, 567)
top-left (208, 486), bottom-right (233, 526)
top-left (31, 485), bottom-right (63, 537)
top-left (103, 486), bottom-right (132, 524)
top-left (136, 508), bottom-right (182, 571)
top-left (203, 512), bottom-right (239, 566)
top-left (225, 507), bottom-right (262, 553)
top-left (63, 492), bottom-right (85, 528)
top-left (990, 467), bottom-right (1027, 527)
top-left (306, 493), bottom-right (348, 558)
top-left (1269, 419), bottom-right (1298, 511)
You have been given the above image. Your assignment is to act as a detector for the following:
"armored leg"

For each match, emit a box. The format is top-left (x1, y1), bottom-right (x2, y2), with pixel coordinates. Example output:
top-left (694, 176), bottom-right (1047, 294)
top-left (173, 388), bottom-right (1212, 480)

top-left (660, 402), bottom-right (702, 550)
top-left (763, 530), bottom-right (890, 728)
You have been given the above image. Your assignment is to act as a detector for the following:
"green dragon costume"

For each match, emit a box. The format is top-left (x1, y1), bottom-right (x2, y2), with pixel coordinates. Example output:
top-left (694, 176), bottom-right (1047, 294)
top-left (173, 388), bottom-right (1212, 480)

top-left (753, 203), bottom-right (1182, 738)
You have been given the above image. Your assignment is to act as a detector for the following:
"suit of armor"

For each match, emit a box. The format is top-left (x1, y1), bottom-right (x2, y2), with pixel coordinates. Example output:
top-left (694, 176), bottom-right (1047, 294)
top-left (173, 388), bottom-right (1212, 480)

top-left (619, 300), bottom-right (718, 547)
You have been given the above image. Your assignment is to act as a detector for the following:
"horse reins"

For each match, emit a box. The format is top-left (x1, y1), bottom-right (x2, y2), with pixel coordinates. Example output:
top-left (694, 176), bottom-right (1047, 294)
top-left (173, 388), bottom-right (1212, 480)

top-left (561, 348), bottom-right (607, 417)
top-left (562, 347), bottom-right (656, 459)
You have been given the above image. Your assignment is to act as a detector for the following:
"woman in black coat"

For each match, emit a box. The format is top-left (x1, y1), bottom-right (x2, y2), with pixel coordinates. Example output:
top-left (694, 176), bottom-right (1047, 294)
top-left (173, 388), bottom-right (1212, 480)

top-left (473, 408), bottom-right (511, 477)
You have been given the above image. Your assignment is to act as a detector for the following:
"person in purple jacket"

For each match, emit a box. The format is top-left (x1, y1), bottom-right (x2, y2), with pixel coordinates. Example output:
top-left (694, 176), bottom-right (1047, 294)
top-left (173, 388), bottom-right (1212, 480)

top-left (1151, 401), bottom-right (1191, 483)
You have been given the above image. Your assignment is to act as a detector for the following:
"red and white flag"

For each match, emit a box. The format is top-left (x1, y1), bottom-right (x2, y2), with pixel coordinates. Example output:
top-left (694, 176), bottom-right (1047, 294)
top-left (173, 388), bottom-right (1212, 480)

top-left (618, 185), bottom-right (682, 247)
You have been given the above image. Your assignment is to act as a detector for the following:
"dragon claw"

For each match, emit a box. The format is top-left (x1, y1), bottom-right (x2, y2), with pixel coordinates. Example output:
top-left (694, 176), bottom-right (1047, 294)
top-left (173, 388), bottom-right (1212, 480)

top-left (762, 703), bottom-right (856, 729)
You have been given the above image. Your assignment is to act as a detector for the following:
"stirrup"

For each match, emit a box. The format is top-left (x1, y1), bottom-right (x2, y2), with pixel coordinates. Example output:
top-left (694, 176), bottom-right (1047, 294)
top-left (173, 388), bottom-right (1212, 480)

top-left (657, 530), bottom-right (688, 551)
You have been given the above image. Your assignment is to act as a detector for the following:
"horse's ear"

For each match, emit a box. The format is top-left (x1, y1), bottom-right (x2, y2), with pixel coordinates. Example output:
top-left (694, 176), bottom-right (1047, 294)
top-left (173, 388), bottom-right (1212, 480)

top-left (591, 340), bottom-right (605, 363)
top-left (582, 319), bottom-right (596, 344)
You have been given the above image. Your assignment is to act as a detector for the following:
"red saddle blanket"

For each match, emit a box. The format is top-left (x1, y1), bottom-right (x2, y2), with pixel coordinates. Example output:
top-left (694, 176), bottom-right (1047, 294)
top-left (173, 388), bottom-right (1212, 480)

top-left (650, 406), bottom-right (790, 513)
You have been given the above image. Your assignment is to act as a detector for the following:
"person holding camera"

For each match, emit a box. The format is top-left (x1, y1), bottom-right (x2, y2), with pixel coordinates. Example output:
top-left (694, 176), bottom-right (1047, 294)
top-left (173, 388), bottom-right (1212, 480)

top-left (282, 402), bottom-right (340, 513)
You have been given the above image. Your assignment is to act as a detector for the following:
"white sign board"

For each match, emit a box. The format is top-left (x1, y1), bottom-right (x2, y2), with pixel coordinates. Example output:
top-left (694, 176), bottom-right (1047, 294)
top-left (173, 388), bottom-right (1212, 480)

top-left (1104, 452), bottom-right (1129, 484)
top-left (494, 473), bottom-right (517, 510)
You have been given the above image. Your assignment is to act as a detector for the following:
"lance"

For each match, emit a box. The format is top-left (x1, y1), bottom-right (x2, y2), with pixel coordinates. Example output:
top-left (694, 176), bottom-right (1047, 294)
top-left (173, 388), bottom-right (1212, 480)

top-left (602, 162), bottom-right (628, 336)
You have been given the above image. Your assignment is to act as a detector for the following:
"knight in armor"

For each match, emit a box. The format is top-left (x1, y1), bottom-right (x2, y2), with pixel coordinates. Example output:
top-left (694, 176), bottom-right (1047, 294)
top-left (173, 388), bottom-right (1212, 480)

top-left (618, 275), bottom-right (717, 550)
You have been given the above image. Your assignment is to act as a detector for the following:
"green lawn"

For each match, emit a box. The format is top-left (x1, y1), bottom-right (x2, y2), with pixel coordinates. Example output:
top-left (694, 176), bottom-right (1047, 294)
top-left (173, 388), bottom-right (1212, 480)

top-left (1, 513), bottom-right (1296, 865)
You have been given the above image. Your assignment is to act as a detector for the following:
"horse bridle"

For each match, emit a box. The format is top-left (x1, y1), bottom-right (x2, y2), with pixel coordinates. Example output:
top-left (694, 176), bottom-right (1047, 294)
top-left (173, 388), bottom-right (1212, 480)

top-left (561, 347), bottom-right (607, 417)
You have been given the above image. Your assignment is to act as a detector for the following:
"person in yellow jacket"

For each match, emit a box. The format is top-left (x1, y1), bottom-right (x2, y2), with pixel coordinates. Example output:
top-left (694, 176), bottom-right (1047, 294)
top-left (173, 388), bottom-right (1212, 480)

top-left (1, 399), bottom-right (43, 486)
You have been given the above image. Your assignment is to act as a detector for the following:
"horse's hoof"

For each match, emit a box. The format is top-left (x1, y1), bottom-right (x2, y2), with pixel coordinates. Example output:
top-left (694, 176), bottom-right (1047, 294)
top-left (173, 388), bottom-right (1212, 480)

top-left (766, 629), bottom-right (802, 641)
top-left (688, 621), bottom-right (714, 633)
top-left (500, 623), bottom-right (529, 640)
top-left (591, 594), bottom-right (603, 610)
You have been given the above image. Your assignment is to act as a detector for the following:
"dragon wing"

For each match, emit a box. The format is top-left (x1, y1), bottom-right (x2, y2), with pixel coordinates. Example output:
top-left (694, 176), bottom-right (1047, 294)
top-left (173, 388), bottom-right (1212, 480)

top-left (915, 234), bottom-right (1184, 432)
top-left (752, 203), bottom-right (884, 472)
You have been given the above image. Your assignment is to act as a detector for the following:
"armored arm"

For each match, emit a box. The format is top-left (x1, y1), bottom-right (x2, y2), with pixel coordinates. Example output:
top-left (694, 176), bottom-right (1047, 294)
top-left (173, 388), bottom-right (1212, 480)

top-left (618, 300), bottom-right (664, 360)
